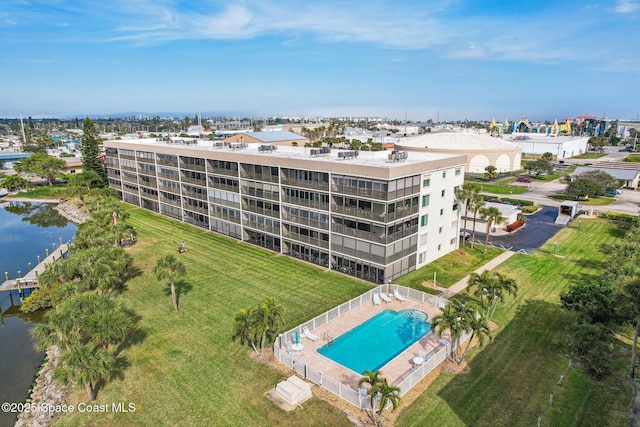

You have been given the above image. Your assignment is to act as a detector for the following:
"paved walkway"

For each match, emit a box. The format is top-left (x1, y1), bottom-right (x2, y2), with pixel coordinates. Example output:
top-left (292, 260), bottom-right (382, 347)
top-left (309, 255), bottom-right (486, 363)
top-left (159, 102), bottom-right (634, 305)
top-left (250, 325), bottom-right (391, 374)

top-left (437, 250), bottom-right (517, 299)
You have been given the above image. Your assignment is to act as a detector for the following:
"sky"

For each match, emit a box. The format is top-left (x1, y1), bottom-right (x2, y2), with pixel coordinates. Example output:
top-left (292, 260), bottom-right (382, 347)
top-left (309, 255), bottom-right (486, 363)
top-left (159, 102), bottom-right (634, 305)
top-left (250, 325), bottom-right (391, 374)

top-left (1, 0), bottom-right (639, 121)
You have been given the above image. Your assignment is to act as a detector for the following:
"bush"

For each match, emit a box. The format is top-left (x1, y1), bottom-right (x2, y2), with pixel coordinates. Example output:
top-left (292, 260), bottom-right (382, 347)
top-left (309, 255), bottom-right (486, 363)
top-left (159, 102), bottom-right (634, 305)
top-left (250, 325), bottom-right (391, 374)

top-left (506, 220), bottom-right (525, 232)
top-left (520, 205), bottom-right (539, 214)
top-left (501, 197), bottom-right (535, 206)
top-left (598, 212), bottom-right (639, 223)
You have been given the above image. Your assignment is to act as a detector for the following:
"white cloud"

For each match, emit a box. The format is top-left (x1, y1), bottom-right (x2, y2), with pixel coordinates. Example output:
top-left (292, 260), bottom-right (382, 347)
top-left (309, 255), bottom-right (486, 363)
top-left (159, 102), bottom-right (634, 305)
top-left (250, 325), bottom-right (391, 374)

top-left (614, 1), bottom-right (640, 13)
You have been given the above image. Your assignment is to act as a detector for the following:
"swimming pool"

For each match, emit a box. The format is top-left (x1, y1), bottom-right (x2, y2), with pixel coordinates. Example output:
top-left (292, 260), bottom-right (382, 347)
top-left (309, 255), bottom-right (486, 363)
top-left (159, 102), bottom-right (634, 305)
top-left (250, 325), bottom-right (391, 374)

top-left (317, 309), bottom-right (431, 374)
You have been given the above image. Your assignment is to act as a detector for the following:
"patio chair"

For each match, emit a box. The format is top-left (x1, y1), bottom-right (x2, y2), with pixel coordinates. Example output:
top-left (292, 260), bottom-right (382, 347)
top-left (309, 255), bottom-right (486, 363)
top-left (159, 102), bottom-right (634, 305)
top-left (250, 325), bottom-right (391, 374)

top-left (285, 341), bottom-right (299, 356)
top-left (380, 293), bottom-right (392, 303)
top-left (393, 289), bottom-right (407, 303)
top-left (302, 325), bottom-right (320, 342)
top-left (373, 293), bottom-right (381, 305)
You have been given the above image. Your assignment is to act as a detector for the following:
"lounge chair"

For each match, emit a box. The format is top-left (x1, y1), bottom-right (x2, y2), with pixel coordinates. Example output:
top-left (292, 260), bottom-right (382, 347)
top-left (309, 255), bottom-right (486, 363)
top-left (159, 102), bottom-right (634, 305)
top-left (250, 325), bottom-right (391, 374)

top-left (373, 293), bottom-right (381, 305)
top-left (393, 289), bottom-right (407, 303)
top-left (418, 351), bottom-right (427, 359)
top-left (302, 325), bottom-right (320, 342)
top-left (380, 293), bottom-right (392, 303)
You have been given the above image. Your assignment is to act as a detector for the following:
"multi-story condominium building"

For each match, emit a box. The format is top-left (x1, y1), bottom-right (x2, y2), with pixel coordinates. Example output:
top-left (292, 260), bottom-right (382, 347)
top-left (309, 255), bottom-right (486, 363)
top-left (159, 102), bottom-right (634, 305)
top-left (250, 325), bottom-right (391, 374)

top-left (104, 138), bottom-right (466, 283)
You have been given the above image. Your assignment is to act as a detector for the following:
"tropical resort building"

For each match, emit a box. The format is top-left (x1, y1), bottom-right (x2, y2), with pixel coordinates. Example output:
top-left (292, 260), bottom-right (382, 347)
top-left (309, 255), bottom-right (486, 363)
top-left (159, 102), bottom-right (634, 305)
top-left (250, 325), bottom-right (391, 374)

top-left (104, 138), bottom-right (466, 283)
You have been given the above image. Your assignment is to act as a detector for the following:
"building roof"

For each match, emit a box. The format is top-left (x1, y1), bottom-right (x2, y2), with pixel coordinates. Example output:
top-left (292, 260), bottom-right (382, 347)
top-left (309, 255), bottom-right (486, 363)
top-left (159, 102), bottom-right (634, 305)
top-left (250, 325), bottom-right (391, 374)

top-left (105, 138), bottom-right (467, 179)
top-left (398, 131), bottom-right (520, 151)
top-left (571, 166), bottom-right (639, 181)
top-left (241, 131), bottom-right (304, 143)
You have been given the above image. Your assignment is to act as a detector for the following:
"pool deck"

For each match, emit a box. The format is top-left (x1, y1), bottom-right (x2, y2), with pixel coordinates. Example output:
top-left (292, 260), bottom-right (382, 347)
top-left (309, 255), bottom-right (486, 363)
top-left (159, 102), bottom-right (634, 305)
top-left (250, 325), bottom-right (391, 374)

top-left (287, 295), bottom-right (451, 389)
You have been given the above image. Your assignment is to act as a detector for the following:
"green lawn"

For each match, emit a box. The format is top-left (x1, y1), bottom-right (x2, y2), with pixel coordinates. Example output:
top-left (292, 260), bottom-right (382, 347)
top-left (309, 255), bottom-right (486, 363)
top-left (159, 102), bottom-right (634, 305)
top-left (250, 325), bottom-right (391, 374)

top-left (54, 207), bottom-right (634, 426)
top-left (57, 206), bottom-right (369, 426)
top-left (478, 183), bottom-right (528, 195)
top-left (396, 245), bottom-right (503, 290)
top-left (8, 184), bottom-right (69, 199)
top-left (396, 218), bottom-right (634, 426)
top-left (551, 194), bottom-right (616, 206)
top-left (624, 154), bottom-right (640, 162)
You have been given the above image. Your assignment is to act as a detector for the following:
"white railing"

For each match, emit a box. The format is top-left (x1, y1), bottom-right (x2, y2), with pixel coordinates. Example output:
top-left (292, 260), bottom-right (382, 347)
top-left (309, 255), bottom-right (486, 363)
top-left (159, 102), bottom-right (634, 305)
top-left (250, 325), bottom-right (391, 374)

top-left (274, 285), bottom-right (466, 409)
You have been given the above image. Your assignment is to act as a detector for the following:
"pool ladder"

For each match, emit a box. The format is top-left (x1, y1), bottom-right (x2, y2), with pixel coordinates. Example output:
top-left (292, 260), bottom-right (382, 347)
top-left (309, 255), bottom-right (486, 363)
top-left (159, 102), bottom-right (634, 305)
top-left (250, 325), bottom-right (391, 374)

top-left (323, 331), bottom-right (334, 347)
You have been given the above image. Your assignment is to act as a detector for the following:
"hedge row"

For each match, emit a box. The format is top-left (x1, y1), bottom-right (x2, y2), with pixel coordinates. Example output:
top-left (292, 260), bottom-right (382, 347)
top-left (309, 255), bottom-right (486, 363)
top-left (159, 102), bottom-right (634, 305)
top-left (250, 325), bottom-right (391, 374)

top-left (599, 212), bottom-right (640, 223)
top-left (520, 205), bottom-right (539, 214)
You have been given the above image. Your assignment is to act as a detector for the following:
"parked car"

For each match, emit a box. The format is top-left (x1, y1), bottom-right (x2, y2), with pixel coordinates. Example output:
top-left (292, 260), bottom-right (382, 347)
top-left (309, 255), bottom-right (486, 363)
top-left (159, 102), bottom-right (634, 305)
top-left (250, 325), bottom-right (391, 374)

top-left (460, 229), bottom-right (471, 240)
top-left (488, 198), bottom-right (501, 203)
top-left (604, 189), bottom-right (622, 196)
top-left (516, 176), bottom-right (533, 183)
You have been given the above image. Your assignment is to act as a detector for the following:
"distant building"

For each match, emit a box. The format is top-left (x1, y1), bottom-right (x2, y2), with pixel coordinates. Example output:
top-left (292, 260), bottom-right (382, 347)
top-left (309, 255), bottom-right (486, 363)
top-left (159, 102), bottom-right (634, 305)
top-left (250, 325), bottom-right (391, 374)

top-left (223, 131), bottom-right (309, 147)
top-left (505, 134), bottom-right (588, 159)
top-left (570, 165), bottom-right (640, 189)
top-left (395, 131), bottom-right (522, 173)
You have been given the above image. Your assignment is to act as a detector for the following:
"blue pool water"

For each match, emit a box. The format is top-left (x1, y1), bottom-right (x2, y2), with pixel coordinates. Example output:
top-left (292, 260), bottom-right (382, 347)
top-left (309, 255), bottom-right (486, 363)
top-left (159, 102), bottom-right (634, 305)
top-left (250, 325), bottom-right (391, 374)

top-left (317, 309), bottom-right (431, 374)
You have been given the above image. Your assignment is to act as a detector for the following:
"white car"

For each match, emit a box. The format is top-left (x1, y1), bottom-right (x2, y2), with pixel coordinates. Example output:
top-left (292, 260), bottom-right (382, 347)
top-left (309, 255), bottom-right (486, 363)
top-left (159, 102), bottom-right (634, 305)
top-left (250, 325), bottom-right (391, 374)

top-left (460, 229), bottom-right (471, 240)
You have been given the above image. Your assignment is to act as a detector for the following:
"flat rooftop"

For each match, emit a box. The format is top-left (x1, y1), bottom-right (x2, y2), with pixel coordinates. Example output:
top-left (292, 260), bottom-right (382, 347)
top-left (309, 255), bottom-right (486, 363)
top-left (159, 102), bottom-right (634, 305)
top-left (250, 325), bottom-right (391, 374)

top-left (106, 138), bottom-right (466, 170)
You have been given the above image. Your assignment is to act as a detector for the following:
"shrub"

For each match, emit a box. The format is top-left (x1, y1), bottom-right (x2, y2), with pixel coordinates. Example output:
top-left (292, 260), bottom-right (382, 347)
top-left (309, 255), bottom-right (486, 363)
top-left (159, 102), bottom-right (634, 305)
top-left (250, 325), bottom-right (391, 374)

top-left (506, 220), bottom-right (525, 232)
top-left (501, 197), bottom-right (535, 206)
top-left (520, 205), bottom-right (539, 214)
top-left (598, 212), bottom-right (639, 223)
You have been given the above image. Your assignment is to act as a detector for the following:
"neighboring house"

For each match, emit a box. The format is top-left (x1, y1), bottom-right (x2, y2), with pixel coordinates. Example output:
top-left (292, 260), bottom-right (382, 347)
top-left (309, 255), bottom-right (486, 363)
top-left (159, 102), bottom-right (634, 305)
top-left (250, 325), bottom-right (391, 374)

top-left (460, 201), bottom-right (521, 233)
top-left (63, 157), bottom-right (83, 174)
top-left (222, 131), bottom-right (309, 147)
top-left (570, 165), bottom-right (640, 189)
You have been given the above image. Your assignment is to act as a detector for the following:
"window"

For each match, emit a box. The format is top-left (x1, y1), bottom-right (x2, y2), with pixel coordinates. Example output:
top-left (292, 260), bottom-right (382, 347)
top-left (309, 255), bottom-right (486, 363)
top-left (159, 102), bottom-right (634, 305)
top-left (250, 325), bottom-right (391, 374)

top-left (419, 252), bottom-right (426, 263)
top-left (455, 168), bottom-right (461, 176)
top-left (421, 214), bottom-right (428, 226)
top-left (422, 194), bottom-right (430, 207)
top-left (438, 244), bottom-right (442, 251)
top-left (423, 177), bottom-right (430, 187)
top-left (441, 189), bottom-right (445, 197)
top-left (439, 226), bottom-right (443, 233)
top-left (450, 238), bottom-right (456, 245)
top-left (439, 208), bottom-right (444, 215)
top-left (442, 171), bottom-right (447, 178)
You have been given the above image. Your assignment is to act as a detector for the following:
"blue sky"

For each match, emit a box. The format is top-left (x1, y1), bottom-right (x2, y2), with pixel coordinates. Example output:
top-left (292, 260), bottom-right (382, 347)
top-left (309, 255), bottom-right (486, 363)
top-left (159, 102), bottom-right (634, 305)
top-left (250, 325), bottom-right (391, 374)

top-left (1, 0), bottom-right (639, 121)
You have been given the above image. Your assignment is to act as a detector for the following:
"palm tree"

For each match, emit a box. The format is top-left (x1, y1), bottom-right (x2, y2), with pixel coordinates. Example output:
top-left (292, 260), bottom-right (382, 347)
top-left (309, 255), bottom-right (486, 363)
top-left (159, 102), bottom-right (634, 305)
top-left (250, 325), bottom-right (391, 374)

top-left (376, 378), bottom-right (401, 417)
top-left (153, 254), bottom-right (187, 311)
top-left (455, 183), bottom-right (480, 254)
top-left (54, 343), bottom-right (115, 401)
top-left (358, 369), bottom-right (382, 418)
top-left (469, 194), bottom-right (485, 249)
top-left (460, 314), bottom-right (492, 361)
top-left (479, 206), bottom-right (502, 254)
top-left (431, 299), bottom-right (474, 364)
top-left (468, 270), bottom-right (497, 317)
top-left (232, 308), bottom-right (259, 355)
top-left (490, 273), bottom-right (518, 320)
top-left (254, 296), bottom-right (285, 354)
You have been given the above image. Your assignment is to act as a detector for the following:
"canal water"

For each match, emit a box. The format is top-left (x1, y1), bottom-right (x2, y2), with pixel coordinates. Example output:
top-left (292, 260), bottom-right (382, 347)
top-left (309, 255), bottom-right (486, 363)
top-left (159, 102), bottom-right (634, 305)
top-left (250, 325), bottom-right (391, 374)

top-left (0, 201), bottom-right (77, 427)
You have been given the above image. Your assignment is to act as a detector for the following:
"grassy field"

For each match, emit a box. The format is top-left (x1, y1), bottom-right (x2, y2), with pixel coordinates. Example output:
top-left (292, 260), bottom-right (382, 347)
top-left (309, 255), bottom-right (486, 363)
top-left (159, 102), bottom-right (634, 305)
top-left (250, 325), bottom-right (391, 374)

top-left (624, 154), bottom-right (640, 162)
top-left (477, 183), bottom-right (528, 195)
top-left (8, 183), bottom-right (69, 199)
top-left (396, 245), bottom-right (503, 290)
top-left (551, 194), bottom-right (616, 206)
top-left (57, 207), bottom-right (370, 426)
top-left (54, 207), bottom-right (634, 426)
top-left (396, 218), bottom-right (634, 426)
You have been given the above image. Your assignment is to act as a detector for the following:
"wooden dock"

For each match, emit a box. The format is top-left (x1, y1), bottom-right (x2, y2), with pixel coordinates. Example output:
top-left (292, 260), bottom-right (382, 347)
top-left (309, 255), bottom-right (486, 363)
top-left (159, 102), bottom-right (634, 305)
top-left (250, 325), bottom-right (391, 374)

top-left (0, 244), bottom-right (69, 292)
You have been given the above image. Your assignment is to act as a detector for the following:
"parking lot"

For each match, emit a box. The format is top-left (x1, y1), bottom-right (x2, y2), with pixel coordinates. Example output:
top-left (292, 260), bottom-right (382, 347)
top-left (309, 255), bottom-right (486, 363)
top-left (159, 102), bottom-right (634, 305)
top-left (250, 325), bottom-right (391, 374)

top-left (470, 205), bottom-right (566, 254)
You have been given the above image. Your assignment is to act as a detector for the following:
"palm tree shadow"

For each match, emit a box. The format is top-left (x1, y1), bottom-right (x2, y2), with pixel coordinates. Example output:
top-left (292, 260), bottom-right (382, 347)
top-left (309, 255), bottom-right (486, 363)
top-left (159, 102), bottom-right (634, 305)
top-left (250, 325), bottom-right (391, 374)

top-left (94, 355), bottom-right (131, 397)
top-left (163, 279), bottom-right (193, 308)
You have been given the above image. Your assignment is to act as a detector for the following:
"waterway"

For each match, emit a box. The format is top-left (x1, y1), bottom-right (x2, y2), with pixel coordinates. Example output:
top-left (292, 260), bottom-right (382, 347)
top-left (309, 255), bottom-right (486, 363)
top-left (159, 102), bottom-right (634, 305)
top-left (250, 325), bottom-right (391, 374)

top-left (0, 201), bottom-right (77, 427)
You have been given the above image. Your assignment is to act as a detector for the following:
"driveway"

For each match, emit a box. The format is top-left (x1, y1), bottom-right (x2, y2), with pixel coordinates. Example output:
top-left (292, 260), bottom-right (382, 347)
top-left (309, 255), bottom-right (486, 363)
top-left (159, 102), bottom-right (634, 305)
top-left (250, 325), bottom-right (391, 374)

top-left (471, 205), bottom-right (565, 254)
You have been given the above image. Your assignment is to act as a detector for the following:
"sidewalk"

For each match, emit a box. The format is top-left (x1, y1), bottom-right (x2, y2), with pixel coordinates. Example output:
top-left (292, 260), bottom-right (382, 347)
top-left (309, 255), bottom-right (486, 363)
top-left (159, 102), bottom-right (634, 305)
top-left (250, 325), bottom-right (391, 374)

top-left (437, 250), bottom-right (517, 299)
